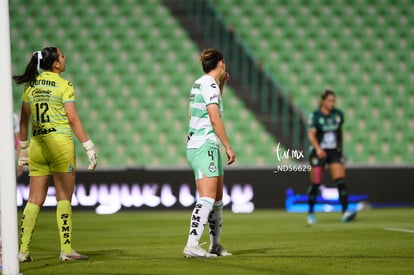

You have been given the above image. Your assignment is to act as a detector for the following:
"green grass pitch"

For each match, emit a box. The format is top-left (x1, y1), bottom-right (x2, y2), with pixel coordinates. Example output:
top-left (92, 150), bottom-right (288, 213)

top-left (15, 208), bottom-right (414, 275)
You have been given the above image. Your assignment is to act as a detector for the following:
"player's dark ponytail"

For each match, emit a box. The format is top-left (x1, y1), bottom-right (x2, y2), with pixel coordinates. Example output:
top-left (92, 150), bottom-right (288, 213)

top-left (13, 47), bottom-right (59, 85)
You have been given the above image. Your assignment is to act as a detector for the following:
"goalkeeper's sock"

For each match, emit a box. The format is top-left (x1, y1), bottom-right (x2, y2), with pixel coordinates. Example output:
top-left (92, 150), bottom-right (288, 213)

top-left (208, 200), bottom-right (223, 246)
top-left (56, 200), bottom-right (73, 254)
top-left (20, 202), bottom-right (41, 254)
top-left (186, 197), bottom-right (214, 247)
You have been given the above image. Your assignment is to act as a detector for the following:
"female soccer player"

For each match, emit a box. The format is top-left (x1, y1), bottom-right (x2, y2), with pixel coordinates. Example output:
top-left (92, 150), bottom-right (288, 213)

top-left (13, 47), bottom-right (97, 262)
top-left (307, 90), bottom-right (356, 224)
top-left (183, 49), bottom-right (236, 258)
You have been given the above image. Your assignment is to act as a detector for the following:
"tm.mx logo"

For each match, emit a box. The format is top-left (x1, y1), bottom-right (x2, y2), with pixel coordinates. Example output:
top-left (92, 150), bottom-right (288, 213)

top-left (275, 142), bottom-right (304, 162)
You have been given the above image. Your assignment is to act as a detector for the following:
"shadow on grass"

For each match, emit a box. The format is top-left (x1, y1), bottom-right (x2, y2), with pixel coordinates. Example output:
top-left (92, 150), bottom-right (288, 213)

top-left (232, 247), bottom-right (414, 259)
top-left (19, 249), bottom-right (129, 274)
top-left (232, 247), bottom-right (276, 255)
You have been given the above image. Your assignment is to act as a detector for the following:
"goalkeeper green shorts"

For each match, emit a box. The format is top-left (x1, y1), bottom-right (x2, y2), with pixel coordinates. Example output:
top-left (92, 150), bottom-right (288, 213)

top-left (187, 141), bottom-right (224, 180)
top-left (29, 135), bottom-right (76, 176)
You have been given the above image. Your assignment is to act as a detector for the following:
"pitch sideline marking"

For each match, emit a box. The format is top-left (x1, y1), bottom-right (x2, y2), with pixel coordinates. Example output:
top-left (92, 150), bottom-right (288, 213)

top-left (384, 227), bottom-right (414, 233)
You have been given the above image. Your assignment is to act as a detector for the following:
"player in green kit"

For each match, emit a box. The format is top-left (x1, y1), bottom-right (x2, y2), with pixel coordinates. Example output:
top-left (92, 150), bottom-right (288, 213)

top-left (183, 49), bottom-right (236, 258)
top-left (307, 90), bottom-right (356, 224)
top-left (13, 47), bottom-right (97, 262)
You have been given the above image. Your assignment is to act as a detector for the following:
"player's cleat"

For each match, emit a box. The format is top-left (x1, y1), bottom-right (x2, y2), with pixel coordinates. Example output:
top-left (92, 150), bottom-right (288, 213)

top-left (59, 250), bottom-right (89, 261)
top-left (307, 213), bottom-right (317, 224)
top-left (183, 245), bottom-right (218, 258)
top-left (18, 252), bottom-right (33, 262)
top-left (209, 243), bottom-right (232, 256)
top-left (342, 211), bottom-right (357, 223)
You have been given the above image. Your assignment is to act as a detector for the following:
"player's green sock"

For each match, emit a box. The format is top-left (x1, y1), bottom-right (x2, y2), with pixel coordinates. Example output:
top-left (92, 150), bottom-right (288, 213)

top-left (20, 202), bottom-right (41, 254)
top-left (208, 200), bottom-right (223, 246)
top-left (56, 200), bottom-right (72, 254)
top-left (186, 197), bottom-right (214, 247)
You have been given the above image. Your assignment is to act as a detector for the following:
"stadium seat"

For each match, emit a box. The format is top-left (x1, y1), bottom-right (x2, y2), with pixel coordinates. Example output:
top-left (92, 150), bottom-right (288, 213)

top-left (211, 0), bottom-right (414, 164)
top-left (11, 0), bottom-right (413, 165)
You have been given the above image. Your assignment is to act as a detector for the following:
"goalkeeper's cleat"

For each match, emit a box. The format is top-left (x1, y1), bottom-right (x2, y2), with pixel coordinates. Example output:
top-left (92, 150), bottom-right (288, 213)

top-left (18, 252), bottom-right (33, 262)
top-left (59, 250), bottom-right (89, 261)
top-left (342, 211), bottom-right (357, 223)
top-left (209, 243), bottom-right (232, 256)
top-left (183, 245), bottom-right (217, 258)
top-left (307, 213), bottom-right (317, 225)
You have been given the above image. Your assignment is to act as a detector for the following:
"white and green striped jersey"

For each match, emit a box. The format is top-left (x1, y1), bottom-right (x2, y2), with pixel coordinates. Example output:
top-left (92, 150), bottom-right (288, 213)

top-left (187, 75), bottom-right (223, 149)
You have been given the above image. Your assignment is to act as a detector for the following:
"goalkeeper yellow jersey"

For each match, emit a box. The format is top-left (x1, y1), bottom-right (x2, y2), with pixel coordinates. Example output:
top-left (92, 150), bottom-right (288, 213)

top-left (22, 71), bottom-right (75, 139)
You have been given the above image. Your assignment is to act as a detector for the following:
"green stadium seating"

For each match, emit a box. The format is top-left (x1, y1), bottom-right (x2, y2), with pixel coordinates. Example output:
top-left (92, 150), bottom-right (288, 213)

top-left (10, 0), bottom-right (280, 168)
top-left (211, 0), bottom-right (414, 164)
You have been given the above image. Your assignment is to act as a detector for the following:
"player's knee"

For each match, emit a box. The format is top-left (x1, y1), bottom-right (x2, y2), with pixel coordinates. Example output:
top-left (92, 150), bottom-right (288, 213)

top-left (311, 166), bottom-right (324, 184)
top-left (330, 164), bottom-right (346, 178)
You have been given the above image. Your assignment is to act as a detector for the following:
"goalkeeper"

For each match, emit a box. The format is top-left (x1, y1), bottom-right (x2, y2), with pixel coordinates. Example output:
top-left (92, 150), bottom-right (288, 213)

top-left (13, 47), bottom-right (97, 262)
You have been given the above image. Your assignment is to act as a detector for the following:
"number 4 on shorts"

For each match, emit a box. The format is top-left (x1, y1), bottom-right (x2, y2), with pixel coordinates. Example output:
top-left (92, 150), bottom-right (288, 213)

top-left (208, 150), bottom-right (214, 161)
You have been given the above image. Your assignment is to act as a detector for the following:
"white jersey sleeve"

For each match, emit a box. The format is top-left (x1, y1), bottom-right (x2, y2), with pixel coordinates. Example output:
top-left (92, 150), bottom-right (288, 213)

top-left (202, 81), bottom-right (220, 106)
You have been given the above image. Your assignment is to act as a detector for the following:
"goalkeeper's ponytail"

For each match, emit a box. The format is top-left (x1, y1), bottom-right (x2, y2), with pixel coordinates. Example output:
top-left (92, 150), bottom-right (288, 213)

top-left (13, 47), bottom-right (59, 85)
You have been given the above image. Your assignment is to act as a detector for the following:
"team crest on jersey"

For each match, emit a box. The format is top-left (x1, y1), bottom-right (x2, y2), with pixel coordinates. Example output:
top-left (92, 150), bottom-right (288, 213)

top-left (208, 162), bottom-right (217, 173)
top-left (318, 117), bottom-right (325, 125)
top-left (335, 115), bottom-right (341, 123)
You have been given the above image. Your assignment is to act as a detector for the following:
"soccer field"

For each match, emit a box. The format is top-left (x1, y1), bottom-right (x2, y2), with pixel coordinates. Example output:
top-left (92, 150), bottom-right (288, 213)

top-left (16, 208), bottom-right (414, 275)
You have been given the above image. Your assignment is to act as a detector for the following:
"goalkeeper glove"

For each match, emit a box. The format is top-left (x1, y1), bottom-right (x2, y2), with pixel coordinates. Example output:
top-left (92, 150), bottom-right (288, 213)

top-left (82, 140), bottom-right (97, 170)
top-left (18, 140), bottom-right (29, 166)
